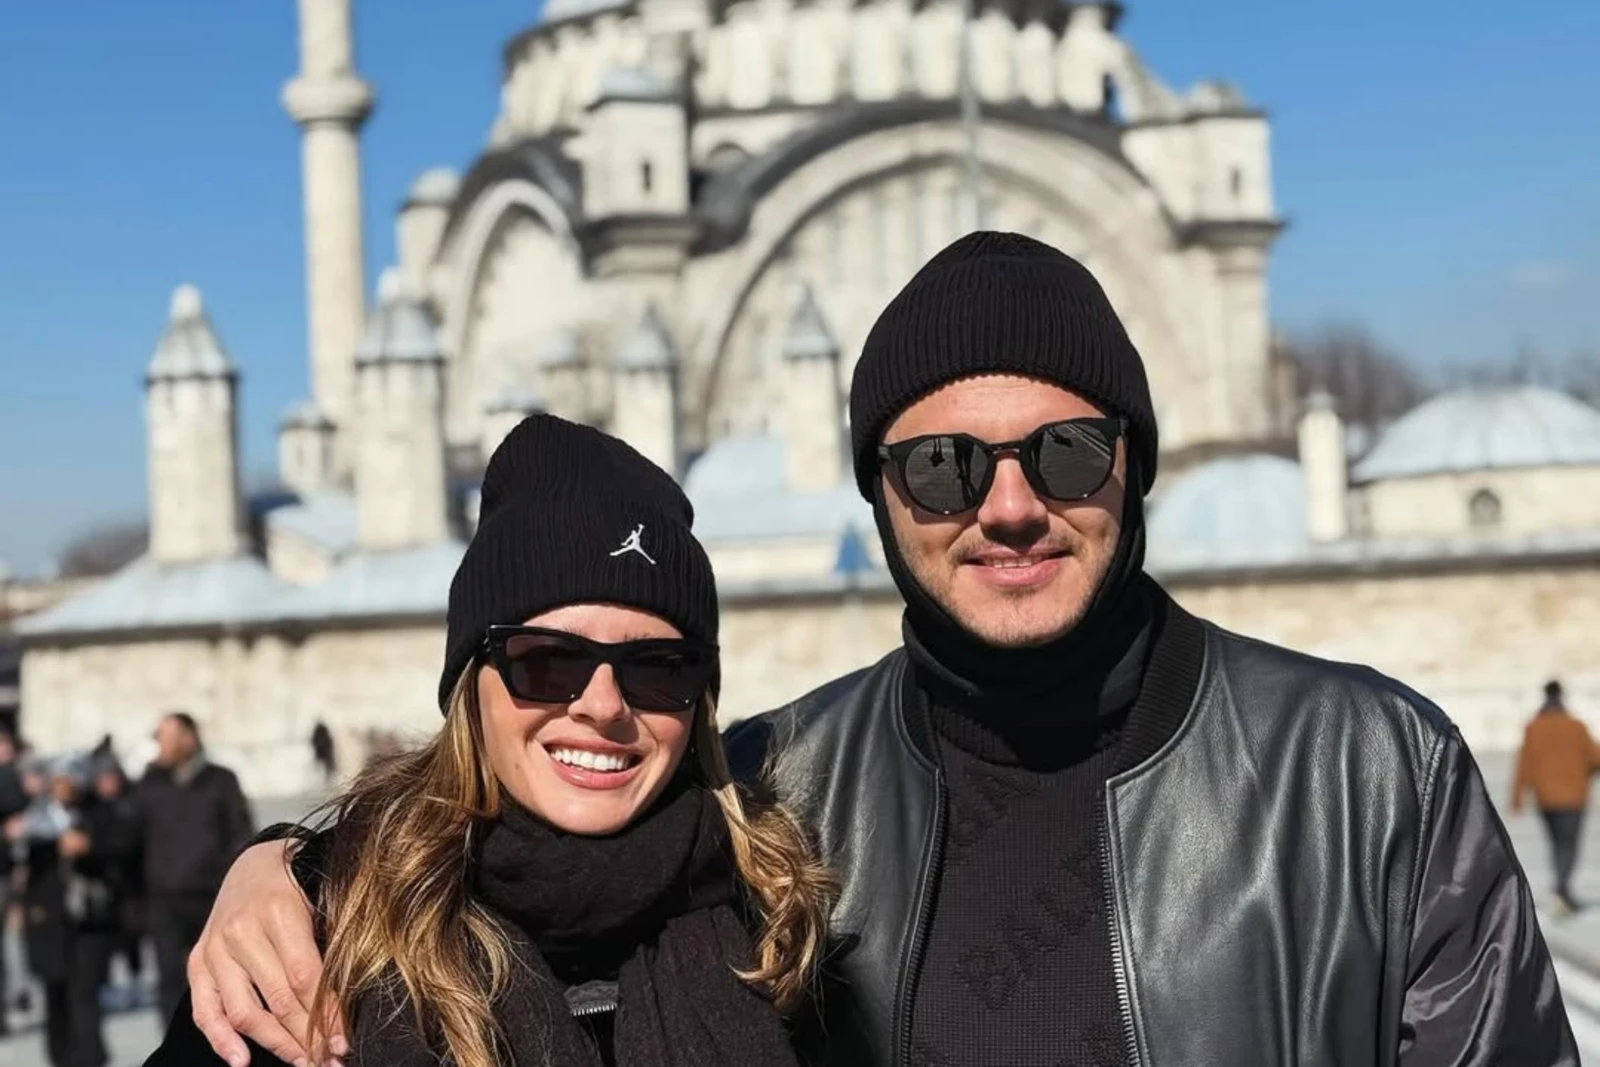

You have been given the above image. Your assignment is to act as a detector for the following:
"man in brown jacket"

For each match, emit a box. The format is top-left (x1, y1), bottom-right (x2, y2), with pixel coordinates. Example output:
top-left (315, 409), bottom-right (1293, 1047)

top-left (1513, 680), bottom-right (1600, 914)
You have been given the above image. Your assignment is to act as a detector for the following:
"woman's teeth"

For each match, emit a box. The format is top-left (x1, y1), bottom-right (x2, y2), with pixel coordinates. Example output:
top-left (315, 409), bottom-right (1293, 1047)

top-left (548, 747), bottom-right (635, 773)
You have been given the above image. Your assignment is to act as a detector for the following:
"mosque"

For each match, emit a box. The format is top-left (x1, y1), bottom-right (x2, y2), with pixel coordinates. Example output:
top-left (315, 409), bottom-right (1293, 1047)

top-left (16, 0), bottom-right (1600, 795)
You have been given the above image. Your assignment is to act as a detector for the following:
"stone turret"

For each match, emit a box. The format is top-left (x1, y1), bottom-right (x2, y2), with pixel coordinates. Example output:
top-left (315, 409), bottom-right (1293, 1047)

top-left (396, 167), bottom-right (458, 300)
top-left (278, 400), bottom-right (338, 497)
top-left (283, 0), bottom-right (374, 434)
top-left (781, 285), bottom-right (845, 492)
top-left (1298, 391), bottom-right (1348, 542)
top-left (352, 270), bottom-right (449, 551)
top-left (145, 285), bottom-right (244, 564)
top-left (612, 304), bottom-right (679, 476)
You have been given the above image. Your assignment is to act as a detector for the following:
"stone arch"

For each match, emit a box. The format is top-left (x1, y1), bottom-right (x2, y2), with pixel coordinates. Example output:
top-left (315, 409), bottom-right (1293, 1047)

top-left (439, 179), bottom-right (583, 446)
top-left (688, 118), bottom-right (1194, 447)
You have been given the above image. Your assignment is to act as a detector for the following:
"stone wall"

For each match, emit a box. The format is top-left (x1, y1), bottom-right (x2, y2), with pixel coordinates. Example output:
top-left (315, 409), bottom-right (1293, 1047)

top-left (1165, 561), bottom-right (1600, 753)
top-left (1360, 465), bottom-right (1600, 540)
top-left (26, 558), bottom-right (1589, 797)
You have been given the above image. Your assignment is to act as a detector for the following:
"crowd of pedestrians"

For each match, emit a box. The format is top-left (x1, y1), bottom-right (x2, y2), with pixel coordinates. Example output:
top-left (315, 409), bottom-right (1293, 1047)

top-left (0, 712), bottom-right (252, 1067)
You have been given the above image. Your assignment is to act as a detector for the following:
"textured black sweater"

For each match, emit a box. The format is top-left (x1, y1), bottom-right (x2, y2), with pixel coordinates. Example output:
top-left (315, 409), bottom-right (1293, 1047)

top-left (906, 591), bottom-right (1203, 1067)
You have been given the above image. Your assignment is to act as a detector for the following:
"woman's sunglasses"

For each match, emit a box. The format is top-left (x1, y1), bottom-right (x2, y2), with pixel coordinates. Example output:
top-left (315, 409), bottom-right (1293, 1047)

top-left (481, 626), bottom-right (719, 713)
top-left (877, 417), bottom-right (1125, 516)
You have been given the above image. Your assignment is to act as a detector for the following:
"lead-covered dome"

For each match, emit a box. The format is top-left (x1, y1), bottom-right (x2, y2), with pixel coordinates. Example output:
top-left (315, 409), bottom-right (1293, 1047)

top-left (1352, 385), bottom-right (1600, 483)
top-left (1147, 454), bottom-right (1307, 569)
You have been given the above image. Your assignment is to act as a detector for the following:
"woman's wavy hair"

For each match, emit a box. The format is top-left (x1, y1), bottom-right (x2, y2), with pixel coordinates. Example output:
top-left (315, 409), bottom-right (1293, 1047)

top-left (304, 666), bottom-right (834, 1067)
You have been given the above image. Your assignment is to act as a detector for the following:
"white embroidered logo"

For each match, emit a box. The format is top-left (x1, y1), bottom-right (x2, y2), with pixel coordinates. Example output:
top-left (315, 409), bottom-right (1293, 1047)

top-left (609, 523), bottom-right (657, 565)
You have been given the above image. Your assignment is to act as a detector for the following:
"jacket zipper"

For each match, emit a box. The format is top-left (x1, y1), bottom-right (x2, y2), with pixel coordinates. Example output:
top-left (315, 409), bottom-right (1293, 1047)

top-left (1101, 803), bottom-right (1141, 1066)
top-left (569, 1001), bottom-right (616, 1018)
top-left (894, 768), bottom-right (947, 1067)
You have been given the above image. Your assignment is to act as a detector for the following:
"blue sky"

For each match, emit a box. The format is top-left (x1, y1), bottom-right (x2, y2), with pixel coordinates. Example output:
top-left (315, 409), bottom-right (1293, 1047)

top-left (1, 0), bottom-right (1596, 574)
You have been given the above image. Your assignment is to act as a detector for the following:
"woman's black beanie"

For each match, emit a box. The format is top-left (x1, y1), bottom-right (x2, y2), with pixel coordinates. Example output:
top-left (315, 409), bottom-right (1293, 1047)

top-left (848, 230), bottom-right (1160, 499)
top-left (438, 414), bottom-right (719, 710)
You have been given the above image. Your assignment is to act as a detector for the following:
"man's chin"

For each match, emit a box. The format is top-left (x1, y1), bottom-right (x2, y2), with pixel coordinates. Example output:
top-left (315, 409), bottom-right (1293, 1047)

top-left (948, 601), bottom-right (1087, 650)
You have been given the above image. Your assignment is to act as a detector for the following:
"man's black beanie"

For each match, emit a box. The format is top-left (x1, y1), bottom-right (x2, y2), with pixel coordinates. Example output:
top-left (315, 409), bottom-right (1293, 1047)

top-left (438, 414), bottom-right (719, 710)
top-left (849, 230), bottom-right (1159, 500)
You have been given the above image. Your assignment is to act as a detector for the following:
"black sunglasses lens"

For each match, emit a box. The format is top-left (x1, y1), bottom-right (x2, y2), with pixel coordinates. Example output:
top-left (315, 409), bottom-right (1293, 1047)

top-left (901, 436), bottom-right (992, 514)
top-left (1031, 421), bottom-right (1117, 500)
top-left (500, 634), bottom-right (598, 703)
top-left (617, 646), bottom-right (715, 711)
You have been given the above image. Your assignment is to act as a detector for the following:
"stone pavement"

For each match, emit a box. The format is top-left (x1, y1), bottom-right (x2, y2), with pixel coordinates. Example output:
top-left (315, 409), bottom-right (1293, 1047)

top-left (5, 762), bottom-right (1600, 1065)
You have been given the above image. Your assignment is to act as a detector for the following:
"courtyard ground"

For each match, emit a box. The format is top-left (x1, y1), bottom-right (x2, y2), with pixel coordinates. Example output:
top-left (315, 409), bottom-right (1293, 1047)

top-left (4, 756), bottom-right (1600, 1065)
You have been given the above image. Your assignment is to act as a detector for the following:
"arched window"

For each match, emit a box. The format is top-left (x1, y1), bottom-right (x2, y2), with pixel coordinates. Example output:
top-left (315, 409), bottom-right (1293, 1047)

top-left (1468, 488), bottom-right (1502, 529)
top-left (640, 160), bottom-right (654, 194)
top-left (1230, 166), bottom-right (1244, 200)
top-left (1102, 73), bottom-right (1123, 123)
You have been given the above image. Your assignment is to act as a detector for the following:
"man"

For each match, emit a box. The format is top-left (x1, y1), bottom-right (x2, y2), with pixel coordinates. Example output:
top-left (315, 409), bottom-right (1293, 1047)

top-left (182, 233), bottom-right (1571, 1066)
top-left (0, 727), bottom-right (26, 1035)
top-left (136, 712), bottom-right (254, 1023)
top-left (1514, 680), bottom-right (1599, 915)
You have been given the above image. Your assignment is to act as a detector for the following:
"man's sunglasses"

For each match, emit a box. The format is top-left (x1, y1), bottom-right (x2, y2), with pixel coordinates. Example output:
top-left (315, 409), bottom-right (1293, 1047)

top-left (480, 626), bottom-right (719, 713)
top-left (877, 417), bottom-right (1125, 516)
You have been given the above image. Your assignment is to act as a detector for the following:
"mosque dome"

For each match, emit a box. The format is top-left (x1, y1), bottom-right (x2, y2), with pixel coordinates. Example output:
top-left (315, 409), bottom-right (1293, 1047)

top-left (1147, 454), bottom-right (1308, 569)
top-left (1352, 385), bottom-right (1600, 483)
top-left (684, 435), bottom-right (871, 544)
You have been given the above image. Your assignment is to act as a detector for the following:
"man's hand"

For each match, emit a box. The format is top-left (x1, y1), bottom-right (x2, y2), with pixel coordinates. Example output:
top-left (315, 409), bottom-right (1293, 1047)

top-left (3, 815), bottom-right (22, 842)
top-left (187, 839), bottom-right (345, 1067)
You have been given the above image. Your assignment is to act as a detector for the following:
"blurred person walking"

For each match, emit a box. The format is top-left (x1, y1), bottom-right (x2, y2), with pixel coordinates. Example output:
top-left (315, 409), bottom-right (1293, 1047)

top-left (309, 721), bottom-right (335, 784)
top-left (0, 726), bottom-right (26, 1034)
top-left (8, 756), bottom-right (140, 1067)
top-left (135, 712), bottom-right (254, 1023)
top-left (88, 745), bottom-right (146, 1005)
top-left (1513, 680), bottom-right (1600, 915)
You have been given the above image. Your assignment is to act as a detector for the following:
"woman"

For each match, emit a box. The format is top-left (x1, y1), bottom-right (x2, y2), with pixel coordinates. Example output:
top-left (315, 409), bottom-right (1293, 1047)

top-left (149, 415), bottom-right (831, 1067)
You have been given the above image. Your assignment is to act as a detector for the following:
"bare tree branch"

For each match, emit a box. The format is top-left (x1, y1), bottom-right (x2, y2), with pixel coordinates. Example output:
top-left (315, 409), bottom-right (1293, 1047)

top-left (57, 522), bottom-right (148, 578)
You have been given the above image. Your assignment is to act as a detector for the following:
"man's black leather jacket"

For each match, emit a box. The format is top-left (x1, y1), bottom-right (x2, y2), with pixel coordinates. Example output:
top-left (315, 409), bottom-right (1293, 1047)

top-left (726, 603), bottom-right (1576, 1066)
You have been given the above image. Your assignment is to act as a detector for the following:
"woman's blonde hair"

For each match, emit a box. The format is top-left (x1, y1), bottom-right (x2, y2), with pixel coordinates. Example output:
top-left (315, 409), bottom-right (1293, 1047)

top-left (306, 667), bottom-right (833, 1067)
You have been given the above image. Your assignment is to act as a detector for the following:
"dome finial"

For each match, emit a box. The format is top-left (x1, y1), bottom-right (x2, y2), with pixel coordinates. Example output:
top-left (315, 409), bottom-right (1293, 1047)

top-left (377, 267), bottom-right (406, 304)
top-left (170, 284), bottom-right (203, 321)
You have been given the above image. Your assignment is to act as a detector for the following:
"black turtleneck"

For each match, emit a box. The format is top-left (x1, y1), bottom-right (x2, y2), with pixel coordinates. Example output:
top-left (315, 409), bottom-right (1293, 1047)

top-left (903, 580), bottom-right (1202, 1067)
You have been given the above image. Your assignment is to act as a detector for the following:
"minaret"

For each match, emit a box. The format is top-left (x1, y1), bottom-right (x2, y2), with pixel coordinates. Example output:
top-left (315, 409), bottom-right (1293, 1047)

top-left (782, 284), bottom-right (845, 492)
top-left (145, 285), bottom-right (244, 564)
top-left (283, 0), bottom-right (374, 434)
top-left (612, 305), bottom-right (679, 476)
top-left (1298, 390), bottom-right (1348, 542)
top-left (353, 270), bottom-right (449, 551)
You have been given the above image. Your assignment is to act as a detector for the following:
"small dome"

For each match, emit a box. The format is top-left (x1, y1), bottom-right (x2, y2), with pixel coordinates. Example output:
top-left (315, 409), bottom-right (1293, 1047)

top-left (541, 0), bottom-right (628, 24)
top-left (484, 383), bottom-right (546, 416)
top-left (355, 269), bottom-right (442, 364)
top-left (148, 284), bottom-right (234, 380)
top-left (684, 435), bottom-right (871, 542)
top-left (406, 167), bottom-right (460, 207)
top-left (684, 435), bottom-right (786, 499)
top-left (1352, 385), bottom-right (1600, 483)
top-left (1147, 454), bottom-right (1307, 568)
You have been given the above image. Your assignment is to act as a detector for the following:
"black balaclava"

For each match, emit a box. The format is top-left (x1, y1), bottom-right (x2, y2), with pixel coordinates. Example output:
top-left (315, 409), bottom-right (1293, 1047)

top-left (850, 231), bottom-right (1161, 713)
top-left (872, 450), bottom-right (1152, 713)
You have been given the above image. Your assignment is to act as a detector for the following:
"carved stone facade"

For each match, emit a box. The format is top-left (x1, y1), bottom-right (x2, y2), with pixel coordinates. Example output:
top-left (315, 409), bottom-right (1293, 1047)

top-left (17, 0), bottom-right (1600, 798)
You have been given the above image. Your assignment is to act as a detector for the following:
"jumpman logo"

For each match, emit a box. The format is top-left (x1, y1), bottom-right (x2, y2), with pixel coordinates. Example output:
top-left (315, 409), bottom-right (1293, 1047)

top-left (609, 524), bottom-right (656, 565)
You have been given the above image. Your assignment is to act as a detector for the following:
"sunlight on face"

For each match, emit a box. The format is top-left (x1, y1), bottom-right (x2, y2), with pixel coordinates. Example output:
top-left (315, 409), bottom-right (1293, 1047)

top-left (882, 374), bottom-right (1126, 648)
top-left (477, 602), bottom-right (696, 836)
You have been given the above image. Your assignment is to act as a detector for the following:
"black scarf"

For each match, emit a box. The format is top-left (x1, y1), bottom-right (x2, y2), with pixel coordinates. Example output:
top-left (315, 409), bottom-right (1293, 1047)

top-left (349, 783), bottom-right (799, 1067)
